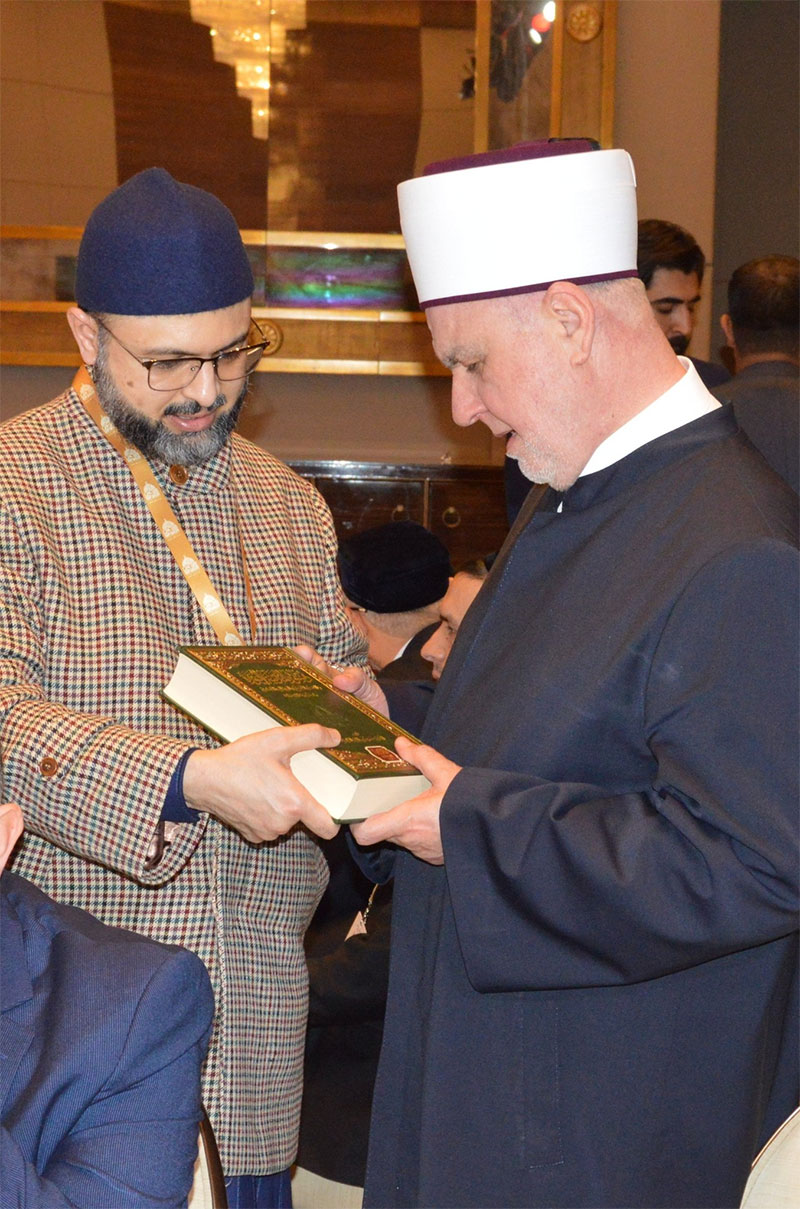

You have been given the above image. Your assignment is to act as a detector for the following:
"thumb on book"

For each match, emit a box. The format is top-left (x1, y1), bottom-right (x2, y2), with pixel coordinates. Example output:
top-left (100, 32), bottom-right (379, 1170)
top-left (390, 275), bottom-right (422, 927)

top-left (281, 723), bottom-right (341, 755)
top-left (395, 735), bottom-right (460, 790)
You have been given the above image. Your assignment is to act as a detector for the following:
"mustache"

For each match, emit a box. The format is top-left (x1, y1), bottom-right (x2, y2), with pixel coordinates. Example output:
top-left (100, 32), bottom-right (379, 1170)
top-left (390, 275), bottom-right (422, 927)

top-left (163, 395), bottom-right (227, 417)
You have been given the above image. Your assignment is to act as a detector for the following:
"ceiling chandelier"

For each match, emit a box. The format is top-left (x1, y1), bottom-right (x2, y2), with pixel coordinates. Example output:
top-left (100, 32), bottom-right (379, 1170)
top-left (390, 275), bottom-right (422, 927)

top-left (190, 0), bottom-right (307, 139)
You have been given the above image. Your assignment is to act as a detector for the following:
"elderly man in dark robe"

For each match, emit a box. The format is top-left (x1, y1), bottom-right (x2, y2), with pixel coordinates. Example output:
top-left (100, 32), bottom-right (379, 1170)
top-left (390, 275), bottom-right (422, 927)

top-left (313, 140), bottom-right (799, 1209)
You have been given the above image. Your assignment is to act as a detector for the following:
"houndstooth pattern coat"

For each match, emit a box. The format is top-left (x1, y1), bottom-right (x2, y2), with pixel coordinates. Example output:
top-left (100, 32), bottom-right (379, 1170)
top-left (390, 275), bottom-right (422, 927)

top-left (0, 387), bottom-right (367, 1174)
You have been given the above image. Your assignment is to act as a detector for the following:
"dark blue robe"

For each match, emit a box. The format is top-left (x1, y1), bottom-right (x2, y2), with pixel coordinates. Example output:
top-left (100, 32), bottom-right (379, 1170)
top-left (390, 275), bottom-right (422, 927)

top-left (359, 409), bottom-right (799, 1209)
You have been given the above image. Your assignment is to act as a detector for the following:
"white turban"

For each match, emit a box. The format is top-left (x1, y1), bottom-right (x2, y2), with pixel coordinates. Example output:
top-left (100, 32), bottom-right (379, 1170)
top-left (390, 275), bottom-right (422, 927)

top-left (397, 140), bottom-right (638, 309)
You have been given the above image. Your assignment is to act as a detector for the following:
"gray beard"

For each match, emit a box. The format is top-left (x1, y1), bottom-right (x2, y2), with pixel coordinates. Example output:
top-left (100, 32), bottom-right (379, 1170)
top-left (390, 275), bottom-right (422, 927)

top-left (511, 440), bottom-right (562, 491)
top-left (92, 347), bottom-right (247, 467)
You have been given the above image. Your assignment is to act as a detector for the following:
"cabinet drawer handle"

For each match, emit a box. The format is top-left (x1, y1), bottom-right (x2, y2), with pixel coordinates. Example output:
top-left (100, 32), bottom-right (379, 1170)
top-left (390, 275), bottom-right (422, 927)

top-left (442, 506), bottom-right (461, 529)
top-left (391, 504), bottom-right (407, 522)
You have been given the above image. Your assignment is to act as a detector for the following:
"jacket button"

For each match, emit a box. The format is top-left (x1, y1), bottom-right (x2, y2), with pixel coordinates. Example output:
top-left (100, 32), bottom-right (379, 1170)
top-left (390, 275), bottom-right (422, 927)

top-left (40, 757), bottom-right (58, 778)
top-left (169, 465), bottom-right (189, 485)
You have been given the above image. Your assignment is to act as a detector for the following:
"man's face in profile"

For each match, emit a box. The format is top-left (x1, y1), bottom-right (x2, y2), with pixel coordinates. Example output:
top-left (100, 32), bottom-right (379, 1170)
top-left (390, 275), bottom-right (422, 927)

top-left (645, 268), bottom-right (702, 357)
top-left (421, 573), bottom-right (485, 680)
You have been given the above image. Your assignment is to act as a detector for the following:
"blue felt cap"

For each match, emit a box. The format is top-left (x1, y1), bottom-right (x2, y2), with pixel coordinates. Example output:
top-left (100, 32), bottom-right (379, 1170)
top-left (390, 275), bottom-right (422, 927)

top-left (75, 168), bottom-right (254, 315)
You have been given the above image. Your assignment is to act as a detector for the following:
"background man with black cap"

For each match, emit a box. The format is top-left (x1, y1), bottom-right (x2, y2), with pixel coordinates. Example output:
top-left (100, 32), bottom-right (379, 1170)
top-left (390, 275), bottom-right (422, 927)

top-left (336, 520), bottom-right (452, 681)
top-left (0, 168), bottom-right (366, 1206)
top-left (316, 140), bottom-right (799, 1208)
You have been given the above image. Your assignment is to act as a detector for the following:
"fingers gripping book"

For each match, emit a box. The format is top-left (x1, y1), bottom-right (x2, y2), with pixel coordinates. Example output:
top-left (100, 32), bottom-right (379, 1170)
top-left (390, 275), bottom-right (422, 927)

top-left (163, 645), bottom-right (430, 822)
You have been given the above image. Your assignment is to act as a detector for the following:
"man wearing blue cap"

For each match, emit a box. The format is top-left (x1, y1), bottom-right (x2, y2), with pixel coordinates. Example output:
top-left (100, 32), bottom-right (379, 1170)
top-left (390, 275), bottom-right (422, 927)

top-left (0, 168), bottom-right (366, 1207)
top-left (315, 141), bottom-right (799, 1208)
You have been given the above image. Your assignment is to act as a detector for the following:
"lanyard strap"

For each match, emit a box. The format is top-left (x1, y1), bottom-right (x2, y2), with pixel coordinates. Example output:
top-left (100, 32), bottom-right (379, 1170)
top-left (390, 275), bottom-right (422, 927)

top-left (75, 366), bottom-right (249, 647)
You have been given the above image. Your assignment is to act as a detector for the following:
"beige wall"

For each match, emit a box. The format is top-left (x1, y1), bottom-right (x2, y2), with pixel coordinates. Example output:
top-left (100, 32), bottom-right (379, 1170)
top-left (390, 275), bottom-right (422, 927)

top-left (415, 26), bottom-right (475, 174)
top-left (614, 0), bottom-right (722, 360)
top-left (0, 0), bottom-right (117, 225)
top-left (238, 371), bottom-right (501, 466)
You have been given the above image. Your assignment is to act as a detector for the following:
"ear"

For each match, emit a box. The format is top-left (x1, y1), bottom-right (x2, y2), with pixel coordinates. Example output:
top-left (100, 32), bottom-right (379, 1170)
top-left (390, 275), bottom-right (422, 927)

top-left (542, 282), bottom-right (595, 367)
top-left (0, 802), bottom-right (24, 873)
top-left (67, 306), bottom-right (101, 367)
top-left (720, 313), bottom-right (735, 349)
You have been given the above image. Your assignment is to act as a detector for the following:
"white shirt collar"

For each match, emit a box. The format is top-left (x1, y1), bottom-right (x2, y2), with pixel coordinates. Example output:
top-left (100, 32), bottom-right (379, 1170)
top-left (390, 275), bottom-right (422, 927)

top-left (578, 357), bottom-right (721, 479)
top-left (392, 636), bottom-right (412, 660)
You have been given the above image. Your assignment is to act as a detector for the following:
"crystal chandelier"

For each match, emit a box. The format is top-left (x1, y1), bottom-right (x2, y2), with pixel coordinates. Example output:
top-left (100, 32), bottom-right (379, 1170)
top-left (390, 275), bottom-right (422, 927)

top-left (190, 0), bottom-right (306, 139)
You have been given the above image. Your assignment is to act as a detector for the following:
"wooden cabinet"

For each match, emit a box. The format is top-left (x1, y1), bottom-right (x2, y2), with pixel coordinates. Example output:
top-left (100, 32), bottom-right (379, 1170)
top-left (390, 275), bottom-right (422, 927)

top-left (290, 460), bottom-right (509, 567)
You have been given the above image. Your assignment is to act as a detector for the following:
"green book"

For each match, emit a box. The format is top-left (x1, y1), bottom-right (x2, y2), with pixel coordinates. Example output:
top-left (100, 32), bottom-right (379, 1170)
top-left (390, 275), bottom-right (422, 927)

top-left (162, 645), bottom-right (430, 822)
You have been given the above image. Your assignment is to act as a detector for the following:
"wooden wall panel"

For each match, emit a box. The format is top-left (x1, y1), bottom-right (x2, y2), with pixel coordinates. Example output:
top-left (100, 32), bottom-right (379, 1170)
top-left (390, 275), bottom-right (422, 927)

top-left (268, 20), bottom-right (422, 231)
top-left (103, 1), bottom-right (269, 228)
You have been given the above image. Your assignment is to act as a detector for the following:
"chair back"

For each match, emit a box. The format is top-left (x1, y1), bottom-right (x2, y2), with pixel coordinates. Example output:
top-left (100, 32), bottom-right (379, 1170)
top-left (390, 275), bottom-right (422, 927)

top-left (188, 1109), bottom-right (228, 1209)
top-left (740, 1104), bottom-right (800, 1208)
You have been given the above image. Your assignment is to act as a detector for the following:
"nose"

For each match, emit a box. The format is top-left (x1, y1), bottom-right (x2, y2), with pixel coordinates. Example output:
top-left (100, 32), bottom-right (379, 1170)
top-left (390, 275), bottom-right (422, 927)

top-left (450, 371), bottom-right (482, 428)
top-left (186, 359), bottom-right (220, 407)
top-left (669, 306), bottom-right (694, 338)
top-left (421, 624), bottom-right (447, 678)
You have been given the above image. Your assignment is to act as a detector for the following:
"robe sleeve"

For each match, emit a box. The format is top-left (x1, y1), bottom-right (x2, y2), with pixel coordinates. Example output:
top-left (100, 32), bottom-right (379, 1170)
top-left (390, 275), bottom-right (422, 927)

top-left (441, 539), bottom-right (800, 991)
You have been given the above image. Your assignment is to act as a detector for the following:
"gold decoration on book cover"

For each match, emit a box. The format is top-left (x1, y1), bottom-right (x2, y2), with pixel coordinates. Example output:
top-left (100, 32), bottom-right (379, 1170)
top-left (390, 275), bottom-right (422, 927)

top-left (189, 646), bottom-right (419, 777)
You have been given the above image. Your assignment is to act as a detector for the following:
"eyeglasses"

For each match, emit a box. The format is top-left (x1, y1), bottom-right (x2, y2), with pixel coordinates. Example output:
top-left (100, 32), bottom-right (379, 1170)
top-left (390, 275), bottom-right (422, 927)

top-left (94, 317), bottom-right (271, 391)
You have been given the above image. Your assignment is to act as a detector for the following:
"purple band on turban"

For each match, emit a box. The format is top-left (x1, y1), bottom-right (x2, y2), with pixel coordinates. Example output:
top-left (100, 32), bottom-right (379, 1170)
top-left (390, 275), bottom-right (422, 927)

top-left (420, 269), bottom-right (640, 311)
top-left (423, 138), bottom-right (600, 178)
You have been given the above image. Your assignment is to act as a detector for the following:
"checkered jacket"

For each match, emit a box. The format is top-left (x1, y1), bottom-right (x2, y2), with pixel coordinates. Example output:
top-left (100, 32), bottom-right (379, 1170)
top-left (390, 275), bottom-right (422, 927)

top-left (0, 388), bottom-right (367, 1174)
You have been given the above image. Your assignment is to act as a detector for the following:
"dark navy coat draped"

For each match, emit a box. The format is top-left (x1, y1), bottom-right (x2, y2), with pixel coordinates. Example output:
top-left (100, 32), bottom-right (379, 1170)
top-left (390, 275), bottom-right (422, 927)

top-left (1, 872), bottom-right (214, 1207)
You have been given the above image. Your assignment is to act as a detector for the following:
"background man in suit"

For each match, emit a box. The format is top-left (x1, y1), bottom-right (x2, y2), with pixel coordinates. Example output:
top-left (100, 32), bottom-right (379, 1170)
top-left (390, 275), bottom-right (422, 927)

top-left (637, 217), bottom-right (730, 388)
top-left (0, 168), bottom-right (365, 1207)
top-left (0, 790), bottom-right (214, 1208)
top-left (714, 254), bottom-right (799, 492)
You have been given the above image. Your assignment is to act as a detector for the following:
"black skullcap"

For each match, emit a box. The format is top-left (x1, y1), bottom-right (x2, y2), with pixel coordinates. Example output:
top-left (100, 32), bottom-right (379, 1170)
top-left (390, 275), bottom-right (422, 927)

top-left (337, 522), bottom-right (452, 613)
top-left (75, 168), bottom-right (254, 315)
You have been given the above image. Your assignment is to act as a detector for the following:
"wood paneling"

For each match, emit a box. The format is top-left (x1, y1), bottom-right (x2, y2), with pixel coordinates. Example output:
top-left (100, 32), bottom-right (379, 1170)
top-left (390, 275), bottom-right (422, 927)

top-left (268, 20), bottom-right (422, 231)
top-left (103, 1), bottom-right (269, 228)
top-left (551, 0), bottom-right (616, 145)
top-left (292, 460), bottom-right (508, 565)
top-left (0, 302), bottom-right (445, 376)
top-left (0, 306), bottom-right (78, 365)
top-left (428, 476), bottom-right (508, 559)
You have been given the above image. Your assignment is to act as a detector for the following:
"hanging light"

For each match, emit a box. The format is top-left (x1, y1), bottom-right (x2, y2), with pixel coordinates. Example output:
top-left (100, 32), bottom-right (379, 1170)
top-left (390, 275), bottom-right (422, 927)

top-left (190, 0), bottom-right (306, 140)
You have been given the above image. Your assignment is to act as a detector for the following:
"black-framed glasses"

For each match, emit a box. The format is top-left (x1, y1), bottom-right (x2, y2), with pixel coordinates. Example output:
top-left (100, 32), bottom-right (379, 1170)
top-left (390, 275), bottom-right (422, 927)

top-left (94, 317), bottom-right (271, 391)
